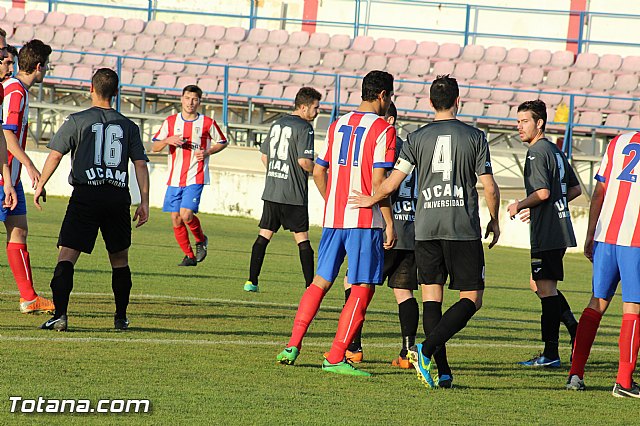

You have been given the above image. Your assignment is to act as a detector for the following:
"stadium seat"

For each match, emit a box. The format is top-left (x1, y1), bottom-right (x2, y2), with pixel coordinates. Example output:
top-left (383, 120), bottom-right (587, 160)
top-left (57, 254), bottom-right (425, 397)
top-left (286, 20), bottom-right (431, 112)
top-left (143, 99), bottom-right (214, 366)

top-left (453, 62), bottom-right (476, 80)
top-left (394, 39), bottom-right (417, 56)
top-left (154, 37), bottom-right (175, 55)
top-left (416, 41), bottom-right (439, 58)
top-left (93, 32), bottom-right (114, 51)
top-left (550, 50), bottom-right (575, 69)
top-left (71, 31), bottom-right (94, 49)
top-left (49, 50), bottom-right (62, 64)
top-left (568, 71), bottom-right (592, 90)
top-left (322, 51), bottom-right (344, 69)
top-left (204, 25), bottom-right (226, 42)
top-left (608, 97), bottom-right (634, 112)
top-left (52, 28), bottom-right (74, 48)
top-left (217, 44), bottom-right (238, 61)
top-left (237, 44), bottom-right (259, 62)
top-left (288, 31), bottom-right (309, 47)
top-left (12, 25), bottom-right (35, 44)
top-left (346, 91), bottom-right (360, 106)
top-left (483, 46), bottom-right (507, 64)
top-left (281, 85), bottom-right (302, 103)
top-left (131, 71), bottom-right (154, 89)
top-left (246, 66), bottom-right (269, 82)
top-left (621, 56), bottom-right (640, 74)
top-left (298, 49), bottom-right (321, 68)
top-left (133, 35), bottom-right (155, 53)
top-left (514, 87), bottom-right (539, 104)
top-left (247, 28), bottom-right (269, 44)
top-left (123, 18), bottom-right (145, 35)
top-left (615, 74), bottom-right (639, 92)
top-left (505, 47), bottom-right (529, 66)
top-left (123, 56), bottom-right (144, 70)
top-left (184, 60), bottom-right (208, 76)
top-left (490, 86), bottom-right (514, 103)
top-left (258, 46), bottom-right (280, 64)
top-left (342, 53), bottom-right (366, 72)
top-left (223, 27), bottom-right (246, 43)
top-left (103, 17), bottom-right (125, 33)
top-left (459, 101), bottom-right (484, 119)
top-left (474, 64), bottom-right (499, 82)
top-left (630, 115), bottom-right (640, 129)
top-left (6, 7), bottom-right (25, 24)
top-left (146, 74), bottom-right (176, 95)
top-left (206, 60), bottom-right (226, 77)
top-left (34, 26), bottom-right (55, 44)
top-left (388, 56), bottom-right (409, 75)
top-left (198, 77), bottom-right (219, 95)
top-left (162, 58), bottom-right (186, 74)
top-left (278, 47), bottom-right (300, 66)
top-left (261, 84), bottom-right (284, 101)
top-left (82, 52), bottom-right (105, 66)
top-left (460, 45), bottom-right (485, 62)
top-left (329, 34), bottom-right (351, 51)
top-left (458, 84), bottom-right (470, 99)
top-left (398, 81), bottom-right (426, 96)
top-left (373, 38), bottom-right (396, 55)
top-left (143, 55), bottom-right (165, 72)
top-left (539, 91), bottom-right (563, 107)
top-left (84, 15), bottom-right (105, 31)
top-left (563, 91), bottom-right (586, 108)
top-left (584, 92), bottom-right (610, 111)
top-left (25, 9), bottom-right (45, 25)
top-left (597, 54), bottom-right (622, 72)
top-left (61, 51), bottom-right (82, 66)
top-left (174, 39), bottom-right (196, 57)
top-left (573, 52), bottom-right (599, 70)
top-left (589, 73), bottom-right (615, 92)
top-left (165, 22), bottom-right (186, 38)
top-left (395, 95), bottom-right (417, 112)
top-left (114, 34), bottom-right (136, 53)
top-left (545, 69), bottom-right (570, 87)
top-left (527, 49), bottom-right (552, 67)
top-left (192, 41), bottom-right (216, 59)
top-left (144, 20), bottom-right (166, 36)
top-left (308, 32), bottom-right (330, 49)
top-left (71, 66), bottom-right (93, 86)
top-left (185, 24), bottom-right (206, 39)
top-left (431, 61), bottom-right (455, 77)
top-left (407, 58), bottom-right (430, 77)
top-left (268, 30), bottom-right (289, 46)
top-left (312, 70), bottom-right (336, 88)
top-left (497, 65), bottom-right (521, 84)
top-left (268, 66), bottom-right (290, 83)
top-left (519, 67), bottom-right (544, 86)
top-left (290, 70), bottom-right (313, 85)
top-left (176, 76), bottom-right (200, 90)
top-left (364, 55), bottom-right (387, 71)
top-left (120, 69), bottom-right (133, 85)
top-left (65, 13), bottom-right (85, 29)
top-left (435, 43), bottom-right (460, 61)
top-left (325, 88), bottom-right (349, 105)
top-left (467, 87), bottom-right (490, 101)
top-left (235, 81), bottom-right (260, 100)
top-left (350, 35), bottom-right (374, 53)
top-left (45, 64), bottom-right (72, 85)
top-left (479, 103), bottom-right (510, 126)
top-left (416, 97), bottom-right (432, 113)
top-left (601, 113), bottom-right (629, 135)
top-left (575, 111), bottom-right (603, 131)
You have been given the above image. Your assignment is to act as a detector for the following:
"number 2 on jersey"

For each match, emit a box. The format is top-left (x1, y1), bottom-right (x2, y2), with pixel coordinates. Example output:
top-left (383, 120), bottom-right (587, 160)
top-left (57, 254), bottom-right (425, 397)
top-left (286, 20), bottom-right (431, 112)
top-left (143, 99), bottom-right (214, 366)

top-left (432, 135), bottom-right (452, 181)
top-left (617, 143), bottom-right (640, 183)
top-left (92, 123), bottom-right (123, 167)
top-left (337, 125), bottom-right (366, 166)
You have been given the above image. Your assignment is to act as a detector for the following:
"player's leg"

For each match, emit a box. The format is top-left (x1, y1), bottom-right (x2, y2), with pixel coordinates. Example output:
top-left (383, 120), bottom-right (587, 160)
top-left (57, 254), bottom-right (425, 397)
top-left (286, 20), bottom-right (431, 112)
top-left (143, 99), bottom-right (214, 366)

top-left (164, 186), bottom-right (195, 265)
top-left (245, 201), bottom-right (279, 291)
top-left (293, 231), bottom-right (314, 288)
top-left (109, 249), bottom-right (131, 330)
top-left (341, 275), bottom-right (364, 361)
top-left (322, 229), bottom-right (382, 376)
top-left (387, 249), bottom-right (418, 368)
top-left (421, 283), bottom-right (453, 385)
top-left (283, 203), bottom-right (313, 288)
top-left (277, 228), bottom-right (345, 364)
top-left (530, 276), bottom-right (578, 343)
top-left (180, 184), bottom-right (207, 262)
top-left (41, 246), bottom-right (82, 331)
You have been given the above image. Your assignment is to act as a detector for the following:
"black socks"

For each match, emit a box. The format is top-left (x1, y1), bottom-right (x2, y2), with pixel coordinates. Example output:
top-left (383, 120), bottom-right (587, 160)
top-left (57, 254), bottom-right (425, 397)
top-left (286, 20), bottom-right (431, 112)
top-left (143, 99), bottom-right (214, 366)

top-left (112, 266), bottom-right (132, 319)
top-left (422, 298), bottom-right (477, 359)
top-left (398, 298), bottom-right (418, 357)
top-left (297, 240), bottom-right (314, 288)
top-left (423, 301), bottom-right (452, 376)
top-left (50, 261), bottom-right (74, 318)
top-left (248, 235), bottom-right (270, 286)
top-left (540, 295), bottom-right (561, 360)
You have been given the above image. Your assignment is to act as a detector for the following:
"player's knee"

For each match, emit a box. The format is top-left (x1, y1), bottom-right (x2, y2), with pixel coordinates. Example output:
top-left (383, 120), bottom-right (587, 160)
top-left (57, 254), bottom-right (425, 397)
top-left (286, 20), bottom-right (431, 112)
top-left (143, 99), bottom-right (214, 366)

top-left (180, 211), bottom-right (194, 223)
top-left (255, 235), bottom-right (270, 247)
top-left (297, 240), bottom-right (312, 252)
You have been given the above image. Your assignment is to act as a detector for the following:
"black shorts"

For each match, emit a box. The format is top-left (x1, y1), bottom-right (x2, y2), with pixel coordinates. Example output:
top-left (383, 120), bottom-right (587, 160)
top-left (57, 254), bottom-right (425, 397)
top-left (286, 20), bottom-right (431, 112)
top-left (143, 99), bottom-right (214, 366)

top-left (259, 200), bottom-right (309, 233)
top-left (58, 185), bottom-right (132, 254)
top-left (384, 249), bottom-right (418, 290)
top-left (415, 240), bottom-right (485, 291)
top-left (531, 248), bottom-right (566, 282)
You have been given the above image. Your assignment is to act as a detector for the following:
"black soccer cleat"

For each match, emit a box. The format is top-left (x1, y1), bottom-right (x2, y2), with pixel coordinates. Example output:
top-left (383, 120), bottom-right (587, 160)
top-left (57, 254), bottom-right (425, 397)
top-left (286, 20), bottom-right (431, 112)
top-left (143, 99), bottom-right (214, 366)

top-left (178, 256), bottom-right (197, 267)
top-left (114, 315), bottom-right (130, 331)
top-left (40, 315), bottom-right (68, 331)
top-left (612, 382), bottom-right (640, 398)
top-left (195, 235), bottom-right (208, 263)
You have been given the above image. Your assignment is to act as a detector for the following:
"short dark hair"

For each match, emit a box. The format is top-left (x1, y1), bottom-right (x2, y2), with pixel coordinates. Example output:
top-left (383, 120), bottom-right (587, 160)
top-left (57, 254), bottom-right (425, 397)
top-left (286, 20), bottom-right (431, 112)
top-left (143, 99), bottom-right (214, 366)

top-left (361, 70), bottom-right (394, 102)
top-left (430, 75), bottom-right (459, 111)
top-left (6, 45), bottom-right (18, 57)
top-left (294, 87), bottom-right (321, 109)
top-left (92, 68), bottom-right (119, 99)
top-left (386, 101), bottom-right (397, 121)
top-left (182, 85), bottom-right (202, 99)
top-left (0, 28), bottom-right (6, 38)
top-left (517, 99), bottom-right (547, 131)
top-left (18, 39), bottom-right (52, 74)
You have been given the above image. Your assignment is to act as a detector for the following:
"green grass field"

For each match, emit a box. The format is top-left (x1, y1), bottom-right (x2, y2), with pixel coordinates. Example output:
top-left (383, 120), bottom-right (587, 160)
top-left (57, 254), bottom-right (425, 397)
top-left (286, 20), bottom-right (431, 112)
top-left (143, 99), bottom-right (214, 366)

top-left (0, 196), bottom-right (637, 424)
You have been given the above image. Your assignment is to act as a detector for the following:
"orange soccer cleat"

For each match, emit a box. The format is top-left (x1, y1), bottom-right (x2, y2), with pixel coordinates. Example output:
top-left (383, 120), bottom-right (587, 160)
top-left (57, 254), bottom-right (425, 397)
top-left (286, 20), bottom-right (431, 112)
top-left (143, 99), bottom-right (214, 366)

top-left (391, 356), bottom-right (411, 369)
top-left (323, 349), bottom-right (364, 363)
top-left (20, 296), bottom-right (55, 314)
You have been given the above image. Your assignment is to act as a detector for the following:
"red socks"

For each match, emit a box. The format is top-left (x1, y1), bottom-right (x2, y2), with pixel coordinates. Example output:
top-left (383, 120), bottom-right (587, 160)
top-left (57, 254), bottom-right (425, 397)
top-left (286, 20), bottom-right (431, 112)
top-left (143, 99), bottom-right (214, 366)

top-left (287, 284), bottom-right (326, 350)
top-left (6, 242), bottom-right (37, 300)
top-left (616, 313), bottom-right (640, 389)
top-left (326, 285), bottom-right (374, 364)
top-left (569, 308), bottom-right (603, 378)
top-left (173, 225), bottom-right (195, 258)
top-left (186, 215), bottom-right (205, 243)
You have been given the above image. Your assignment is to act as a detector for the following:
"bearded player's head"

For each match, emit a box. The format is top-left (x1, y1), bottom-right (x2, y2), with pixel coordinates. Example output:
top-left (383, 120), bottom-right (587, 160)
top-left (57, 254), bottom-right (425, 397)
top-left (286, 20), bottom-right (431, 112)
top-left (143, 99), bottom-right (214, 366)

top-left (517, 99), bottom-right (546, 144)
top-left (0, 45), bottom-right (17, 82)
top-left (361, 70), bottom-right (394, 116)
top-left (293, 87), bottom-right (321, 122)
top-left (181, 85), bottom-right (202, 118)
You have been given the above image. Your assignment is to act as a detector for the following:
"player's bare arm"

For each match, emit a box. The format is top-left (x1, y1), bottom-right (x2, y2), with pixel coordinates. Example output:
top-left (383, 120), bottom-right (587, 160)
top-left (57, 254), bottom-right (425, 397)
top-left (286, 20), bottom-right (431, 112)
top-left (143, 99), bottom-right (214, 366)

top-left (373, 167), bottom-right (396, 249)
top-left (297, 158), bottom-right (314, 173)
top-left (33, 149), bottom-right (64, 210)
top-left (313, 163), bottom-right (328, 200)
top-left (349, 168), bottom-right (407, 208)
top-left (133, 159), bottom-right (150, 228)
top-left (0, 130), bottom-right (17, 209)
top-left (567, 184), bottom-right (582, 202)
top-left (261, 153), bottom-right (268, 168)
top-left (151, 134), bottom-right (183, 152)
top-left (507, 188), bottom-right (550, 219)
top-left (194, 139), bottom-right (227, 162)
top-left (584, 182), bottom-right (605, 262)
top-left (3, 128), bottom-right (40, 189)
top-left (479, 173), bottom-right (501, 249)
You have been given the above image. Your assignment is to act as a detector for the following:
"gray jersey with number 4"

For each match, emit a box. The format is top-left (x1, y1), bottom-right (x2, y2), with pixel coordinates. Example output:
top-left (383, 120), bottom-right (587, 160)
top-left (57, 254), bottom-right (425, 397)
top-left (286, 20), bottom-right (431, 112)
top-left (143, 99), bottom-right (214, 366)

top-left (260, 114), bottom-right (315, 206)
top-left (396, 119), bottom-right (492, 241)
top-left (48, 107), bottom-right (148, 188)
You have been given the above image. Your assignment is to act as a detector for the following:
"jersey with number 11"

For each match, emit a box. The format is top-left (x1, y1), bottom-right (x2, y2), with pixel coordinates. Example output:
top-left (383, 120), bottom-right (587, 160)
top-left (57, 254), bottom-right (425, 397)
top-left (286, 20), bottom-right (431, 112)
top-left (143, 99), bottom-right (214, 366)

top-left (316, 111), bottom-right (396, 229)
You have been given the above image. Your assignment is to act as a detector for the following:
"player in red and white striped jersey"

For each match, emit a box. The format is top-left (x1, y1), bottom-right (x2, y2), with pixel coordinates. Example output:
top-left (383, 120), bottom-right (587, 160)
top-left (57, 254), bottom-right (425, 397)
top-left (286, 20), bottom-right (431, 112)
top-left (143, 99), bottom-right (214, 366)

top-left (152, 85), bottom-right (227, 266)
top-left (567, 130), bottom-right (640, 396)
top-left (277, 71), bottom-right (397, 376)
top-left (1, 39), bottom-right (54, 314)
top-left (0, 28), bottom-right (17, 216)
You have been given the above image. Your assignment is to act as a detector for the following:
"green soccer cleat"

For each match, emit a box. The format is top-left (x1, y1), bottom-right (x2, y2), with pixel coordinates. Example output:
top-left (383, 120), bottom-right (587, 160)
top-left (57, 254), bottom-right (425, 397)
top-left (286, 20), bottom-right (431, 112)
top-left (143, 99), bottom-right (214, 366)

top-left (321, 359), bottom-right (371, 376)
top-left (244, 281), bottom-right (259, 292)
top-left (276, 346), bottom-right (299, 365)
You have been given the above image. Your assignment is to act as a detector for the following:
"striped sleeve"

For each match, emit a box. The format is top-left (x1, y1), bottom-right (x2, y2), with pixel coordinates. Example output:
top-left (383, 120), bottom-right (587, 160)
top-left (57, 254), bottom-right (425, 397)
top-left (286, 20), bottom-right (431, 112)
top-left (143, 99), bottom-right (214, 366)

top-left (373, 124), bottom-right (396, 169)
top-left (2, 89), bottom-right (23, 132)
top-left (595, 135), bottom-right (619, 183)
top-left (152, 118), bottom-right (170, 141)
top-left (209, 119), bottom-right (227, 144)
top-left (315, 122), bottom-right (334, 168)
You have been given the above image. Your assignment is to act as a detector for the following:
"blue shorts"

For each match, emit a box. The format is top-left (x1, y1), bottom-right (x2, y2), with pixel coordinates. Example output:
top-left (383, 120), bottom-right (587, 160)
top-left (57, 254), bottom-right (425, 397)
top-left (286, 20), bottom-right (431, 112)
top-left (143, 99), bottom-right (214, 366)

top-left (0, 181), bottom-right (27, 221)
top-left (162, 184), bottom-right (204, 213)
top-left (316, 228), bottom-right (384, 285)
top-left (592, 241), bottom-right (640, 303)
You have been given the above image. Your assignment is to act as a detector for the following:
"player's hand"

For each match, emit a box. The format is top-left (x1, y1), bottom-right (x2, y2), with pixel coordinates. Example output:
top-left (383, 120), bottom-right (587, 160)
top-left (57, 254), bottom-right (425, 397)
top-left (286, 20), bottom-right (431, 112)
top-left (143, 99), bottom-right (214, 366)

top-left (27, 165), bottom-right (41, 189)
top-left (507, 200), bottom-right (520, 219)
top-left (194, 149), bottom-right (208, 161)
top-left (485, 218), bottom-right (500, 249)
top-left (518, 208), bottom-right (531, 224)
top-left (3, 181), bottom-right (17, 210)
top-left (133, 203), bottom-right (149, 228)
top-left (584, 237), bottom-right (594, 263)
top-left (33, 186), bottom-right (46, 210)
top-left (348, 190), bottom-right (375, 209)
top-left (383, 225), bottom-right (397, 250)
top-left (166, 135), bottom-right (184, 147)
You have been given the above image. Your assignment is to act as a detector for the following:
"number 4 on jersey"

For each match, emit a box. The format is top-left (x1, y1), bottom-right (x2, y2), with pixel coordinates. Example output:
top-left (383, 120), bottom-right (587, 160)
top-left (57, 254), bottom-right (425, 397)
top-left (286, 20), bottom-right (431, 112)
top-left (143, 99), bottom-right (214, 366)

top-left (433, 135), bottom-right (452, 181)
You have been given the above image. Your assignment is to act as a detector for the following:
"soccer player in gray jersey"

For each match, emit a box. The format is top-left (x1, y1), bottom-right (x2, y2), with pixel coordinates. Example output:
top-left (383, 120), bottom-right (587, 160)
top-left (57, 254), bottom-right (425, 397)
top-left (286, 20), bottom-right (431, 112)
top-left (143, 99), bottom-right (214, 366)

top-left (34, 68), bottom-right (150, 331)
top-left (351, 75), bottom-right (500, 389)
top-left (244, 87), bottom-right (321, 292)
top-left (508, 100), bottom-right (581, 368)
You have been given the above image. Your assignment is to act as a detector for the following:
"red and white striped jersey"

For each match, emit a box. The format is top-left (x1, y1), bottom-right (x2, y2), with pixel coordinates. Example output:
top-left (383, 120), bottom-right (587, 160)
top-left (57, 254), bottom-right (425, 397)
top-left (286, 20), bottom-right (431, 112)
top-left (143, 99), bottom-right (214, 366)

top-left (1, 78), bottom-right (29, 186)
top-left (316, 111), bottom-right (396, 229)
top-left (153, 113), bottom-right (226, 187)
top-left (594, 131), bottom-right (640, 247)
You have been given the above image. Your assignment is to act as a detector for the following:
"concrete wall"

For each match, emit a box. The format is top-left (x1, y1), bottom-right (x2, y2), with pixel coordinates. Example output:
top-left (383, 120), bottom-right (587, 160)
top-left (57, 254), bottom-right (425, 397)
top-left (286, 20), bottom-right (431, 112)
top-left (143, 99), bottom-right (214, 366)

top-left (24, 146), bottom-right (589, 253)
